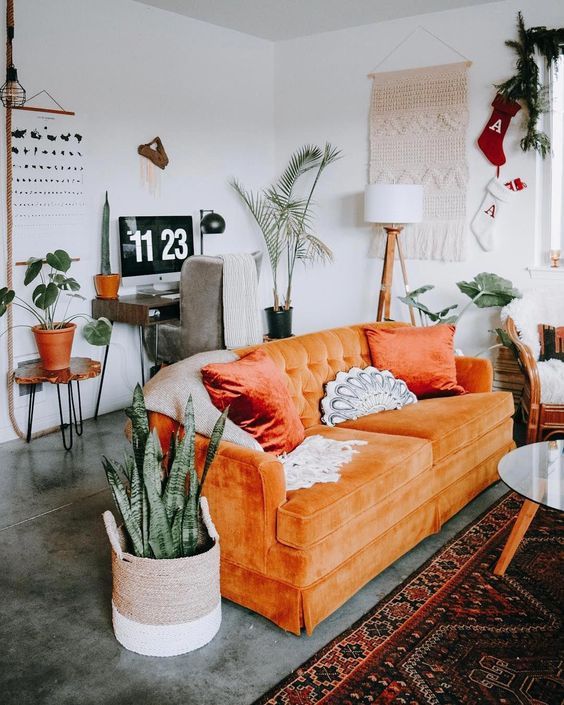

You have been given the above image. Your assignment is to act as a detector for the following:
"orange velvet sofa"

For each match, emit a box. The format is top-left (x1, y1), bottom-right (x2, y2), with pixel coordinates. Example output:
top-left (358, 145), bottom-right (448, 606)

top-left (149, 322), bottom-right (515, 635)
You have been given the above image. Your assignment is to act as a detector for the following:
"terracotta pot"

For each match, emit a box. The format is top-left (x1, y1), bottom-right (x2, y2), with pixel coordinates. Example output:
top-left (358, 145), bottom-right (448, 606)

top-left (32, 323), bottom-right (76, 370)
top-left (94, 273), bottom-right (120, 300)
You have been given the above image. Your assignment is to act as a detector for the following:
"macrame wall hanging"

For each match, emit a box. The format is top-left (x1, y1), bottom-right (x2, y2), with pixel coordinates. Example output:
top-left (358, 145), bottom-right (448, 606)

top-left (368, 28), bottom-right (470, 262)
top-left (138, 135), bottom-right (168, 197)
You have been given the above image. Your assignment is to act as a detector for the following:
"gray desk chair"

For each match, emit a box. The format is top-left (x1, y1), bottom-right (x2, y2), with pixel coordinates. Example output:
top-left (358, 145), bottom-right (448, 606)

top-left (148, 252), bottom-right (262, 364)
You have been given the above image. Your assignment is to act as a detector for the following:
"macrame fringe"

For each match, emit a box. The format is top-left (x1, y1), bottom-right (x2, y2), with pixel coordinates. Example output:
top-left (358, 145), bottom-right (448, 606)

top-left (369, 221), bottom-right (466, 262)
top-left (281, 435), bottom-right (367, 491)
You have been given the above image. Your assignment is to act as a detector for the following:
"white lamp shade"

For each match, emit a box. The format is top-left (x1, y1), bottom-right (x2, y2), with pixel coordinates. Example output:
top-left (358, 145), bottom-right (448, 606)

top-left (364, 183), bottom-right (424, 224)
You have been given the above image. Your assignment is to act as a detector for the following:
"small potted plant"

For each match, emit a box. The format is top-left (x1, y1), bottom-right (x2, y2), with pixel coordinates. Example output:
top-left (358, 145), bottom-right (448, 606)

top-left (231, 143), bottom-right (341, 338)
top-left (102, 385), bottom-right (227, 657)
top-left (94, 191), bottom-right (120, 300)
top-left (0, 249), bottom-right (112, 370)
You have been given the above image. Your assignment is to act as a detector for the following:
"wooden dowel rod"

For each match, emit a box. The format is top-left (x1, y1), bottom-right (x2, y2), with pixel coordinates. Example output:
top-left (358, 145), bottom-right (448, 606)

top-left (13, 106), bottom-right (75, 116)
top-left (15, 257), bottom-right (80, 266)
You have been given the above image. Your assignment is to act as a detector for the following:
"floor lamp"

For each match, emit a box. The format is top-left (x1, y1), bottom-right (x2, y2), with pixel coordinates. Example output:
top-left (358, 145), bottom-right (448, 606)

top-left (365, 184), bottom-right (424, 325)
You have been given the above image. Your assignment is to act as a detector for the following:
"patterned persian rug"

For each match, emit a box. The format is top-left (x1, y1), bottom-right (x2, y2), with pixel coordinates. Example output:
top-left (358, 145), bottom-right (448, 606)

top-left (255, 493), bottom-right (563, 705)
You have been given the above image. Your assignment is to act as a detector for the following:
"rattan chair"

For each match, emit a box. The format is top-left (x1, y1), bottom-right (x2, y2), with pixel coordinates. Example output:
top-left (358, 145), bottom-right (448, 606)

top-left (504, 316), bottom-right (564, 443)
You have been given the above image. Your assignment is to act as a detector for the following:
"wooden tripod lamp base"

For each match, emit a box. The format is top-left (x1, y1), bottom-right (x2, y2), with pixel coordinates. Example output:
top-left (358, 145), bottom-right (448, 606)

top-left (376, 226), bottom-right (416, 325)
top-left (365, 184), bottom-right (424, 326)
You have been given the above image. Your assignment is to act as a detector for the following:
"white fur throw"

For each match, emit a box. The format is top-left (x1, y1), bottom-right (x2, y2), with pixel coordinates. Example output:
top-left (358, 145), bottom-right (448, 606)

top-left (281, 436), bottom-right (367, 491)
top-left (142, 350), bottom-right (262, 451)
top-left (501, 287), bottom-right (564, 404)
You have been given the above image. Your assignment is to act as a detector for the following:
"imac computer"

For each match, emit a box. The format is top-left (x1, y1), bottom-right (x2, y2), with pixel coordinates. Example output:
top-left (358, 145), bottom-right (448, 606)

top-left (118, 215), bottom-right (194, 295)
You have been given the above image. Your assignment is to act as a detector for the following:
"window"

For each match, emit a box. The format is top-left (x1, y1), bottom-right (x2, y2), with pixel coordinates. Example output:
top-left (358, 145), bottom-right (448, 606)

top-left (548, 53), bottom-right (563, 253)
top-left (534, 51), bottom-right (564, 275)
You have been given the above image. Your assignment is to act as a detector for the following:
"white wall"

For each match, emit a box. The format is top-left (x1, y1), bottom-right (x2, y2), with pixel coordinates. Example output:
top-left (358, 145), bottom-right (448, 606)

top-left (0, 0), bottom-right (274, 442)
top-left (272, 0), bottom-right (564, 348)
top-left (1, 0), bottom-right (562, 443)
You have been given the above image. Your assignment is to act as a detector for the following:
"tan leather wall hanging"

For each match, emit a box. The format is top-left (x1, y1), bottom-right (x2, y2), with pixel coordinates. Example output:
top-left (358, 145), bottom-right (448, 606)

top-left (137, 136), bottom-right (169, 169)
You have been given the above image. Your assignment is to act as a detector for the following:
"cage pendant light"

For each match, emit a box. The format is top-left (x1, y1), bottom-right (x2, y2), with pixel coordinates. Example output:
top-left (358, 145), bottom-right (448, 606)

top-left (1, 0), bottom-right (26, 108)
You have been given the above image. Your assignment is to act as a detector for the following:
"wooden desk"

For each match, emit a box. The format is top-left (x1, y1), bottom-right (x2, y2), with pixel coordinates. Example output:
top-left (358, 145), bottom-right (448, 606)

top-left (91, 294), bottom-right (180, 416)
top-left (92, 293), bottom-right (180, 327)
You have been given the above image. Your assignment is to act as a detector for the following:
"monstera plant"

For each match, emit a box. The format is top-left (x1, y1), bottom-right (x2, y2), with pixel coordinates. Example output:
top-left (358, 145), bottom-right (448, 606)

top-left (103, 385), bottom-right (227, 558)
top-left (400, 273), bottom-right (521, 327)
top-left (0, 249), bottom-right (112, 370)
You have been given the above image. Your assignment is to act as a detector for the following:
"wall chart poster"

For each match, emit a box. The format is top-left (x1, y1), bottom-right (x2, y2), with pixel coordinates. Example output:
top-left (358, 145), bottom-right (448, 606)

top-left (11, 111), bottom-right (85, 230)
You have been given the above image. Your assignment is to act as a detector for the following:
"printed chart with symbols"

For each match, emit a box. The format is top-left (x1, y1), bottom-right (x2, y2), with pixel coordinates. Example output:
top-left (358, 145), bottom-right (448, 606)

top-left (11, 111), bottom-right (86, 228)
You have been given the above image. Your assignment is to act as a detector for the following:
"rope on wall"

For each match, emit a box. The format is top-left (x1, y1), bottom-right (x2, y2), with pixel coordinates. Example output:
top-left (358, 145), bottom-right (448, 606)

top-left (4, 0), bottom-right (25, 439)
top-left (4, 0), bottom-right (56, 440)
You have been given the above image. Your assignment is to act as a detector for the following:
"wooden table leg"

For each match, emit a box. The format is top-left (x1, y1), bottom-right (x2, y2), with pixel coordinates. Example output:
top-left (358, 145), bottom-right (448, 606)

top-left (494, 499), bottom-right (539, 576)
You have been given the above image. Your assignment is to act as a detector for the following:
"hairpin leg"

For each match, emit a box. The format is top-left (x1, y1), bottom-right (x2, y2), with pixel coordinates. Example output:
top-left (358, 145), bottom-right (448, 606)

top-left (94, 344), bottom-right (110, 420)
top-left (56, 383), bottom-right (74, 451)
top-left (26, 384), bottom-right (37, 443)
top-left (74, 381), bottom-right (84, 436)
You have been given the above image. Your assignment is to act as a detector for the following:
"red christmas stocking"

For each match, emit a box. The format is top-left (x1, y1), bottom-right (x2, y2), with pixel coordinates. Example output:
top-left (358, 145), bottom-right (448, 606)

top-left (477, 94), bottom-right (521, 166)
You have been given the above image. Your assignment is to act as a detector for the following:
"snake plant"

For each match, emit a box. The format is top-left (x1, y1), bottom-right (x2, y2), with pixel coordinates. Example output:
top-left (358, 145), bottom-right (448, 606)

top-left (103, 385), bottom-right (227, 559)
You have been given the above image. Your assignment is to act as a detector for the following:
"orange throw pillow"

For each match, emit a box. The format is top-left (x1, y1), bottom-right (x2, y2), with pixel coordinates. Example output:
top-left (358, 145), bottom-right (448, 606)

top-left (201, 348), bottom-right (305, 455)
top-left (365, 324), bottom-right (465, 399)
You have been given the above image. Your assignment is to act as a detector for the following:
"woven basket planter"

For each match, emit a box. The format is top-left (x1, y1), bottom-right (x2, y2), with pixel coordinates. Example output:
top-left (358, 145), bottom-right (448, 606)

top-left (102, 497), bottom-right (221, 657)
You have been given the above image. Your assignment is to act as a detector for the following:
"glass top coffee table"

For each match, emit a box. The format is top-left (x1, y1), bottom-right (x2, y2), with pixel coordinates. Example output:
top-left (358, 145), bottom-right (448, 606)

top-left (494, 440), bottom-right (563, 575)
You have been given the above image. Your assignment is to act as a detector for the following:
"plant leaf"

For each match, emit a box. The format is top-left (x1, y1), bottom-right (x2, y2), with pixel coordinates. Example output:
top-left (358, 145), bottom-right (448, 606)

top-left (24, 258), bottom-right (43, 285)
top-left (143, 432), bottom-right (175, 558)
top-left (181, 492), bottom-right (199, 557)
top-left (199, 407), bottom-right (227, 498)
top-left (46, 249), bottom-right (72, 273)
top-left (50, 273), bottom-right (80, 292)
top-left (0, 287), bottom-right (15, 317)
top-left (125, 384), bottom-right (150, 476)
top-left (32, 282), bottom-right (58, 310)
top-left (83, 317), bottom-right (112, 346)
top-left (163, 396), bottom-right (195, 521)
top-left (456, 272), bottom-right (521, 308)
top-left (102, 456), bottom-right (144, 556)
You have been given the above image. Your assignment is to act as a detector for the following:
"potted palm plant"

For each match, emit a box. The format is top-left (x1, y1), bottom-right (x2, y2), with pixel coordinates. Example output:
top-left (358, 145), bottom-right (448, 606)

top-left (94, 191), bottom-right (120, 299)
top-left (231, 143), bottom-right (341, 338)
top-left (102, 385), bottom-right (227, 656)
top-left (0, 249), bottom-right (112, 369)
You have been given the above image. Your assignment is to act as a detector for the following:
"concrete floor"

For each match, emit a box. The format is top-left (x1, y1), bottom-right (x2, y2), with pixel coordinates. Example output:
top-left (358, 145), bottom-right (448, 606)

top-left (0, 411), bottom-right (507, 705)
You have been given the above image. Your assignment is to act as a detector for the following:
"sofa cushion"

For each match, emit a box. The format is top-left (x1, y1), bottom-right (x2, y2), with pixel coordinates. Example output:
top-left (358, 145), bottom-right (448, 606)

top-left (365, 324), bottom-right (465, 398)
top-left (277, 425), bottom-right (432, 549)
top-left (338, 391), bottom-right (514, 463)
top-left (202, 348), bottom-right (305, 454)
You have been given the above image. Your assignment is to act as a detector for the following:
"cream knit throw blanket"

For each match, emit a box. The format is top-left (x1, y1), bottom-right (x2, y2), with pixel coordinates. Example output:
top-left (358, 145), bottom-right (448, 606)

top-left (368, 62), bottom-right (469, 261)
top-left (218, 253), bottom-right (262, 348)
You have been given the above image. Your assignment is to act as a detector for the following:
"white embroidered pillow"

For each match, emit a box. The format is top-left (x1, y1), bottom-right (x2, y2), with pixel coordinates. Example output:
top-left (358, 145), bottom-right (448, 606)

top-left (321, 366), bottom-right (417, 427)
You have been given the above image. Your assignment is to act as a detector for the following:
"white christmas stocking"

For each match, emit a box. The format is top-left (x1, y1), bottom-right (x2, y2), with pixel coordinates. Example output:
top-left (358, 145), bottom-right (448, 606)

top-left (471, 177), bottom-right (517, 251)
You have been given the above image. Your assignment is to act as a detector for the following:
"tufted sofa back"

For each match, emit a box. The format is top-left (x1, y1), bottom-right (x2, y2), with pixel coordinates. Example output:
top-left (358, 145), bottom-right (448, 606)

top-left (237, 322), bottom-right (407, 429)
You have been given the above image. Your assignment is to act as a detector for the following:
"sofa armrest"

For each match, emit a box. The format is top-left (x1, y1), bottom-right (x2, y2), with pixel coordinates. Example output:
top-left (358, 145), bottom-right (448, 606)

top-left (195, 435), bottom-right (287, 573)
top-left (455, 356), bottom-right (493, 393)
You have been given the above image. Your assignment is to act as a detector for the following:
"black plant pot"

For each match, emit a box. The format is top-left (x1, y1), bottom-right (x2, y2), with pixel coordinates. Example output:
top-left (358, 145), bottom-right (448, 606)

top-left (265, 306), bottom-right (293, 339)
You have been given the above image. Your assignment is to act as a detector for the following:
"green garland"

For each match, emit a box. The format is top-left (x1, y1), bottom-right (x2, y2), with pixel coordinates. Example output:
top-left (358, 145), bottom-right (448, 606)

top-left (496, 12), bottom-right (564, 157)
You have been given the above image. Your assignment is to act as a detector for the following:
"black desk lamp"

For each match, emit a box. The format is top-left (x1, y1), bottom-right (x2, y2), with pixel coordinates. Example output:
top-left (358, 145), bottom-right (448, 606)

top-left (199, 210), bottom-right (225, 254)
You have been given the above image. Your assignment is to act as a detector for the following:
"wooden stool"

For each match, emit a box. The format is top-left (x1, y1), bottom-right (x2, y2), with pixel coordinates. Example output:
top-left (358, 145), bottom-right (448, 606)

top-left (14, 357), bottom-right (101, 451)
